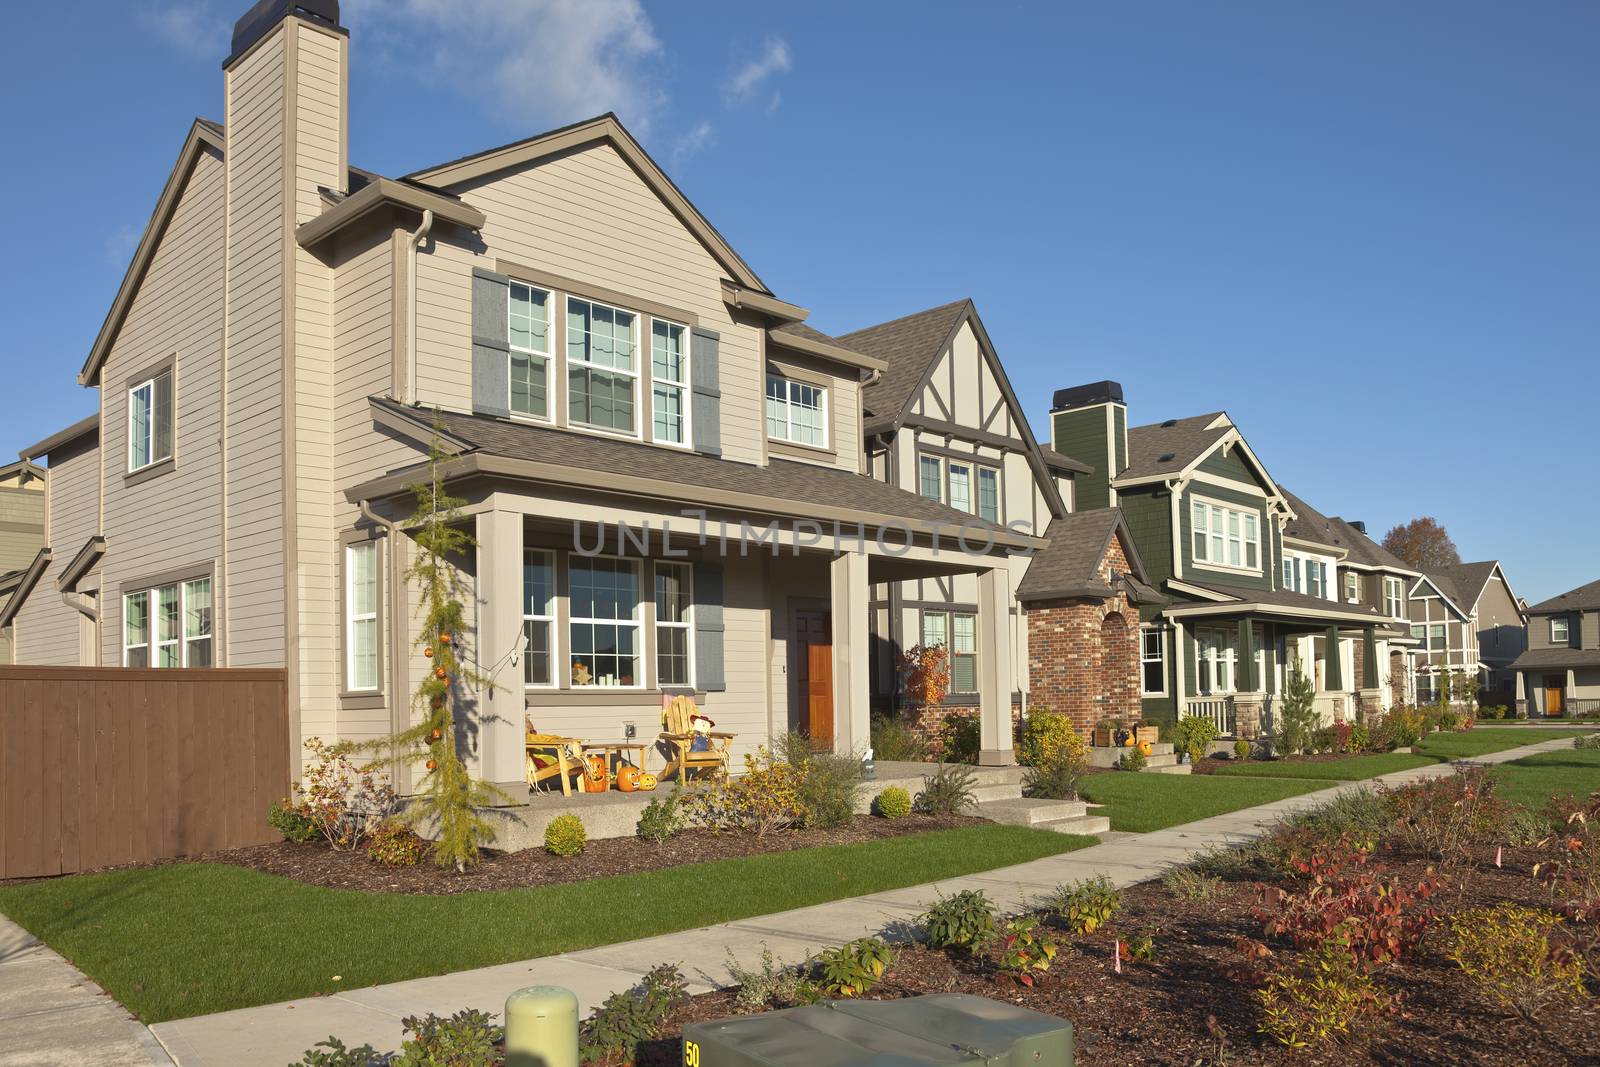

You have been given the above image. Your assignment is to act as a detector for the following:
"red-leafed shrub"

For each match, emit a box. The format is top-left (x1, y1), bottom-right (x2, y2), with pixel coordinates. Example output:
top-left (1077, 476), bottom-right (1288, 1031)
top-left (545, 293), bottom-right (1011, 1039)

top-left (1256, 852), bottom-right (1437, 970)
top-left (1381, 765), bottom-right (1509, 868)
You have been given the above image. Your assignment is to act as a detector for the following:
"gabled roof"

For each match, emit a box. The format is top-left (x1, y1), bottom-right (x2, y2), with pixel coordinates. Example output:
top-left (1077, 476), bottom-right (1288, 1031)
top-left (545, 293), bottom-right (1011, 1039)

top-left (1279, 487), bottom-right (1345, 554)
top-left (0, 459), bottom-right (45, 483)
top-left (19, 414), bottom-right (99, 463)
top-left (1408, 572), bottom-right (1470, 619)
top-left (1524, 576), bottom-right (1600, 615)
top-left (405, 113), bottom-right (769, 294)
top-left (1118, 413), bottom-right (1233, 483)
top-left (1016, 508), bottom-right (1153, 603)
top-left (1327, 518), bottom-right (1416, 574)
top-left (844, 299), bottom-right (970, 432)
top-left (0, 547), bottom-right (50, 629)
top-left (1426, 562), bottom-right (1506, 614)
top-left (79, 119), bottom-right (225, 387)
top-left (768, 321), bottom-right (886, 374)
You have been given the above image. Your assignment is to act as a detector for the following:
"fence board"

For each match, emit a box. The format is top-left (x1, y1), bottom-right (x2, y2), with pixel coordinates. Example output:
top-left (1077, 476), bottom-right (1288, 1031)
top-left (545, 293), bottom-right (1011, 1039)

top-left (0, 667), bottom-right (289, 879)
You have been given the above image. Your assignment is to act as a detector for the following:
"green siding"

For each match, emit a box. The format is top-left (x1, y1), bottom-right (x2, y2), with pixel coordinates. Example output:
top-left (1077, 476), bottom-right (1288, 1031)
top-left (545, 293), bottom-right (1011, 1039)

top-left (1142, 696), bottom-right (1176, 726)
top-left (1178, 481), bottom-right (1273, 592)
top-left (1196, 446), bottom-right (1268, 488)
top-left (1052, 407), bottom-right (1110, 510)
top-left (1117, 486), bottom-right (1173, 585)
top-left (1113, 407), bottom-right (1127, 474)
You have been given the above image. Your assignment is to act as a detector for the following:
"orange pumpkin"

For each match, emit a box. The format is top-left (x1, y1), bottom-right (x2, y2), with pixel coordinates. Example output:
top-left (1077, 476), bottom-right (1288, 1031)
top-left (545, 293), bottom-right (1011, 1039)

top-left (435, 666), bottom-right (448, 679)
top-left (424, 646), bottom-right (434, 658)
top-left (425, 758), bottom-right (438, 772)
top-left (1137, 740), bottom-right (1153, 757)
top-left (439, 632), bottom-right (452, 645)
top-left (615, 765), bottom-right (642, 792)
top-left (636, 772), bottom-right (659, 791)
top-left (583, 755), bottom-right (610, 792)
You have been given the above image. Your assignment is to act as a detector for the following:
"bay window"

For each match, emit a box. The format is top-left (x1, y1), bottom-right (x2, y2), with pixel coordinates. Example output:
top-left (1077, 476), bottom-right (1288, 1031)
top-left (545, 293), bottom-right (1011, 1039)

top-left (766, 374), bottom-right (827, 447)
top-left (1191, 499), bottom-right (1259, 571)
top-left (128, 368), bottom-right (173, 472)
top-left (508, 282), bottom-right (552, 419)
top-left (523, 548), bottom-right (556, 686)
top-left (655, 562), bottom-right (693, 687)
top-left (345, 543), bottom-right (378, 691)
top-left (567, 297), bottom-right (638, 435)
top-left (650, 319), bottom-right (690, 446)
top-left (124, 575), bottom-right (214, 669)
top-left (569, 556), bottom-right (641, 686)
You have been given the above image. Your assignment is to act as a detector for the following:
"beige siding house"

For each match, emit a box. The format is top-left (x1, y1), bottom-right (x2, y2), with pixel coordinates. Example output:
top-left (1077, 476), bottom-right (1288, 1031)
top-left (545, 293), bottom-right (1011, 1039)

top-left (1513, 577), bottom-right (1600, 716)
top-left (10, 0), bottom-right (1038, 788)
top-left (0, 460), bottom-right (47, 663)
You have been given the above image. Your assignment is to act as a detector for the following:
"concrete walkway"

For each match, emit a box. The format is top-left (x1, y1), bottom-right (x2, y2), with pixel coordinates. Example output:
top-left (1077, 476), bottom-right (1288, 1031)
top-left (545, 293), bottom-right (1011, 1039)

top-left (0, 915), bottom-right (173, 1067)
top-left (125, 733), bottom-right (1593, 1064)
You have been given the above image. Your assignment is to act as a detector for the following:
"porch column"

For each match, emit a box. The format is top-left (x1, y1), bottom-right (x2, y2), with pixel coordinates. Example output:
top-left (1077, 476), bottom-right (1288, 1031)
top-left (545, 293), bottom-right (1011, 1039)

top-left (830, 550), bottom-right (871, 757)
top-left (1325, 626), bottom-right (1344, 690)
top-left (475, 508), bottom-right (527, 795)
top-left (977, 565), bottom-right (1016, 765)
top-left (1516, 670), bottom-right (1527, 716)
top-left (1236, 618), bottom-right (1256, 693)
top-left (1362, 626), bottom-right (1379, 688)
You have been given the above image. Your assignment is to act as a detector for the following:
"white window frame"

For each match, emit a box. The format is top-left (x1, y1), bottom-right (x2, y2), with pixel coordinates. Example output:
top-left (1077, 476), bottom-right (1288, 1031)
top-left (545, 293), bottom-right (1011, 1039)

top-left (567, 554), bottom-right (644, 688)
top-left (654, 561), bottom-right (694, 688)
top-left (977, 467), bottom-right (1000, 523)
top-left (507, 281), bottom-right (554, 422)
top-left (1551, 618), bottom-right (1569, 644)
top-left (766, 374), bottom-right (829, 448)
top-left (523, 547), bottom-right (557, 688)
top-left (918, 454), bottom-right (943, 502)
top-left (1195, 626), bottom-right (1237, 694)
top-left (948, 461), bottom-right (972, 514)
top-left (1141, 627), bottom-right (1166, 695)
top-left (565, 295), bottom-right (641, 439)
top-left (127, 369), bottom-right (173, 473)
top-left (123, 576), bottom-right (213, 669)
top-left (1383, 577), bottom-right (1404, 619)
top-left (344, 543), bottom-right (379, 692)
top-left (1344, 572), bottom-right (1360, 602)
top-left (1190, 495), bottom-right (1260, 574)
top-left (648, 317), bottom-right (692, 448)
top-left (183, 577), bottom-right (213, 668)
top-left (123, 590), bottom-right (150, 667)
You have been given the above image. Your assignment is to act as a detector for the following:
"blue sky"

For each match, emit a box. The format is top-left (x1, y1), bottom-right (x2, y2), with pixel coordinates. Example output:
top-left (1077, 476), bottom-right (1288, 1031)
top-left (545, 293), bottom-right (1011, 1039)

top-left (1, 1), bottom-right (1595, 602)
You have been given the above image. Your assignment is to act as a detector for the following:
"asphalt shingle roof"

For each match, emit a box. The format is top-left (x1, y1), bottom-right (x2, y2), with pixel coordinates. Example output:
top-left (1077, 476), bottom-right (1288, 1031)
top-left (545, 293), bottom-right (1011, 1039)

top-left (1017, 509), bottom-right (1124, 602)
top-left (1525, 577), bottom-right (1600, 615)
top-left (843, 300), bottom-right (970, 433)
top-left (1508, 647), bottom-right (1600, 670)
top-left (1120, 413), bottom-right (1231, 481)
top-left (1179, 578), bottom-right (1383, 619)
top-left (769, 321), bottom-right (874, 356)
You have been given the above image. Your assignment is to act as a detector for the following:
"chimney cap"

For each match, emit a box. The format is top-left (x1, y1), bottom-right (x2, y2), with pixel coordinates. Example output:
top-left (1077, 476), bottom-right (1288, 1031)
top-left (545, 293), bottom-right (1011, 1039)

top-left (1349, 520), bottom-right (1367, 534)
top-left (1050, 380), bottom-right (1124, 413)
top-left (227, 0), bottom-right (342, 67)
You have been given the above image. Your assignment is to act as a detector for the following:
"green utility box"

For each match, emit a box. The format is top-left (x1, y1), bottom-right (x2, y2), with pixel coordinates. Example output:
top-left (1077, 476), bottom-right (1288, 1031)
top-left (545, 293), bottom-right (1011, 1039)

top-left (681, 993), bottom-right (1072, 1067)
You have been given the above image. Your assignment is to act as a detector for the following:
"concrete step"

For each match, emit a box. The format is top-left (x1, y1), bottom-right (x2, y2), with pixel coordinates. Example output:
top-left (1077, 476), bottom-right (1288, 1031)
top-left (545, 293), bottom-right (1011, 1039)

top-left (1088, 743), bottom-right (1173, 768)
top-left (1144, 762), bottom-right (1193, 775)
top-left (1143, 752), bottom-right (1180, 768)
top-left (1036, 813), bottom-right (1112, 836)
top-left (976, 796), bottom-right (1090, 827)
top-left (971, 781), bottom-right (1025, 803)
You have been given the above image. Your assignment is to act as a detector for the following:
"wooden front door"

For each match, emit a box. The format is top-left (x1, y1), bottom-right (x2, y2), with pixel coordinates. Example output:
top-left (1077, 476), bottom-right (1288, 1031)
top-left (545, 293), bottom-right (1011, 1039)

top-left (1544, 676), bottom-right (1566, 717)
top-left (794, 609), bottom-right (834, 747)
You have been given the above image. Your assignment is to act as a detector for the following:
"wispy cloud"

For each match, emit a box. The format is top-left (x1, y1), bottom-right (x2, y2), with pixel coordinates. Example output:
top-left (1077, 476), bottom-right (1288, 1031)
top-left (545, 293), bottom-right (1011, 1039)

top-left (345, 0), bottom-right (666, 133)
top-left (723, 37), bottom-right (792, 111)
top-left (671, 119), bottom-right (716, 167)
top-left (138, 0), bottom-right (229, 59)
top-left (105, 225), bottom-right (141, 269)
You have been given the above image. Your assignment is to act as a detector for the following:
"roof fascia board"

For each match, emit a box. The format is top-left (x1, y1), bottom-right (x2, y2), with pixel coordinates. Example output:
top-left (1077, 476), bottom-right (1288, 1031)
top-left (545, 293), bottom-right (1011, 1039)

top-left (1340, 559), bottom-right (1422, 578)
top-left (767, 327), bottom-right (887, 373)
top-left (962, 306), bottom-right (1070, 519)
top-left (55, 536), bottom-right (106, 593)
top-left (722, 281), bottom-right (806, 323)
top-left (1162, 600), bottom-right (1384, 625)
top-left (0, 459), bottom-right (47, 481)
top-left (1408, 574), bottom-right (1468, 618)
top-left (20, 414), bottom-right (99, 462)
top-left (79, 120), bottom-right (225, 386)
top-left (407, 116), bottom-right (767, 292)
top-left (1282, 534), bottom-right (1348, 558)
top-left (296, 178), bottom-right (485, 249)
top-left (0, 548), bottom-right (51, 628)
top-left (368, 400), bottom-right (474, 454)
top-left (1166, 578), bottom-right (1239, 603)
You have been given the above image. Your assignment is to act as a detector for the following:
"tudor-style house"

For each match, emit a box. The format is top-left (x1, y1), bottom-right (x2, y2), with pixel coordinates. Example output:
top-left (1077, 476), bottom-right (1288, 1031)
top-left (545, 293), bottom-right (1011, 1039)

top-left (841, 299), bottom-right (1099, 726)
top-left (1405, 563), bottom-right (1524, 705)
top-left (3, 0), bottom-right (1040, 788)
top-left (1510, 578), bottom-right (1599, 717)
top-left (1046, 382), bottom-right (1389, 738)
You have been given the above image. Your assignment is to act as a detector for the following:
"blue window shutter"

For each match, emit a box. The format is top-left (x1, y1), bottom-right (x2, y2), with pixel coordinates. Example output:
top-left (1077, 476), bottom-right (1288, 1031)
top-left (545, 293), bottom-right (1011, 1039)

top-left (471, 267), bottom-right (510, 417)
top-left (695, 563), bottom-right (725, 692)
top-left (690, 327), bottom-right (721, 457)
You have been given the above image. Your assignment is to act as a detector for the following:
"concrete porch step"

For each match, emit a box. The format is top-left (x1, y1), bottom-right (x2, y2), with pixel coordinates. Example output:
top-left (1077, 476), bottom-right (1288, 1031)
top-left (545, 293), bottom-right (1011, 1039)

top-left (1088, 743), bottom-right (1174, 768)
top-left (1144, 762), bottom-right (1193, 775)
top-left (1036, 813), bottom-right (1113, 836)
top-left (976, 796), bottom-right (1091, 827)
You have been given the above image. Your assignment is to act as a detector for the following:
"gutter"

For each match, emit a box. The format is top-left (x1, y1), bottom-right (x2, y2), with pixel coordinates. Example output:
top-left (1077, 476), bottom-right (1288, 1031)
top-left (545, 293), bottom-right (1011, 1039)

top-left (296, 178), bottom-right (482, 250)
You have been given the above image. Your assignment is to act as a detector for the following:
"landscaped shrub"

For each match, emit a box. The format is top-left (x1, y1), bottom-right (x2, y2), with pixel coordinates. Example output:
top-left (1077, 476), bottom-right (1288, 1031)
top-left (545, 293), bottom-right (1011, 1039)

top-left (936, 711), bottom-right (981, 764)
top-left (1575, 733), bottom-right (1600, 751)
top-left (874, 785), bottom-right (912, 819)
top-left (293, 736), bottom-right (398, 851)
top-left (1349, 723), bottom-right (1371, 752)
top-left (1387, 706), bottom-right (1426, 748)
top-left (580, 963), bottom-right (690, 1065)
top-left (1023, 757), bottom-right (1087, 801)
top-left (1123, 930), bottom-right (1158, 964)
top-left (798, 751), bottom-right (864, 829)
top-left (1282, 788), bottom-right (1387, 852)
top-left (1278, 664), bottom-right (1318, 756)
top-left (1116, 747), bottom-right (1147, 772)
top-left (1173, 714), bottom-right (1219, 765)
top-left (1310, 726), bottom-right (1336, 754)
top-left (1162, 867), bottom-right (1222, 902)
top-left (870, 714), bottom-right (930, 762)
top-left (1258, 931), bottom-right (1394, 1049)
top-left (1233, 738), bottom-right (1251, 761)
top-left (1533, 792), bottom-right (1600, 921)
top-left (1447, 904), bottom-right (1587, 1020)
top-left (544, 813), bottom-right (587, 856)
top-left (1017, 711), bottom-right (1086, 768)
top-left (1331, 720), bottom-right (1354, 753)
top-left (725, 945), bottom-right (810, 1010)
top-left (813, 937), bottom-right (893, 997)
top-left (1479, 704), bottom-right (1506, 720)
top-left (994, 917), bottom-right (1058, 986)
top-left (269, 798), bottom-right (319, 844)
top-left (684, 747), bottom-right (807, 836)
top-left (1380, 766), bottom-right (1508, 866)
top-left (915, 762), bottom-right (977, 815)
top-left (1257, 860), bottom-right (1436, 970)
top-left (1506, 806), bottom-right (1553, 847)
top-left (1041, 875), bottom-right (1121, 935)
top-left (920, 889), bottom-right (998, 949)
top-left (292, 1037), bottom-right (382, 1067)
top-left (1366, 715), bottom-right (1399, 752)
top-left (393, 1009), bottom-right (501, 1067)
top-left (636, 787), bottom-right (688, 844)
top-left (365, 820), bottom-right (427, 868)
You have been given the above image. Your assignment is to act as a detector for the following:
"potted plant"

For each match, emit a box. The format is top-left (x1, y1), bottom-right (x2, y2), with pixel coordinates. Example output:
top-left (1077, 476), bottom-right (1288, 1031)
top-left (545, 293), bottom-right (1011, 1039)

top-left (1092, 717), bottom-right (1116, 748)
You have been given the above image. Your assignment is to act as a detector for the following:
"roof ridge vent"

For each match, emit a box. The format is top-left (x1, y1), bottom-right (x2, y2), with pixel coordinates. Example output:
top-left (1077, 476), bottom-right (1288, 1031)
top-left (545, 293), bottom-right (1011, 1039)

top-left (1158, 452), bottom-right (1176, 462)
top-left (1160, 419), bottom-right (1177, 428)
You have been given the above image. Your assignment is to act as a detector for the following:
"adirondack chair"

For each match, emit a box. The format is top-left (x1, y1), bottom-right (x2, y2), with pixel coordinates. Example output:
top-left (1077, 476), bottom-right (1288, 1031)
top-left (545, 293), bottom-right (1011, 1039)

top-left (526, 733), bottom-right (591, 796)
top-left (658, 695), bottom-right (733, 781)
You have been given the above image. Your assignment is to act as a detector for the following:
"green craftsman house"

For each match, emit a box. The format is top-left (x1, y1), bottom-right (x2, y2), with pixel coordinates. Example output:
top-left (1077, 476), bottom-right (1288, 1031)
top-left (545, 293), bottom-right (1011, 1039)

top-left (1046, 381), bottom-right (1389, 739)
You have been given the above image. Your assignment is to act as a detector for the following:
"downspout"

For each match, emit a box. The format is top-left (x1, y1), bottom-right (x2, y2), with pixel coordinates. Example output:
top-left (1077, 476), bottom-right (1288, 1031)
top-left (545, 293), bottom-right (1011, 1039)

top-left (61, 592), bottom-right (98, 622)
top-left (360, 498), bottom-right (407, 790)
top-left (406, 210), bottom-right (435, 404)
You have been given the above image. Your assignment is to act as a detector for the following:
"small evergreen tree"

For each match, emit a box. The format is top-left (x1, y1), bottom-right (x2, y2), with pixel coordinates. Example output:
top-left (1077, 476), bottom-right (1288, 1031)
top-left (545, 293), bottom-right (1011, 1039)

top-left (1278, 660), bottom-right (1319, 756)
top-left (367, 428), bottom-right (508, 871)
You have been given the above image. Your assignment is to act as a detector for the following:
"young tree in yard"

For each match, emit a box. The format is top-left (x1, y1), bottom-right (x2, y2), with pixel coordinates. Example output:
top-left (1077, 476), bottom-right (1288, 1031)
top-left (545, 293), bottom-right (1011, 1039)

top-left (1381, 517), bottom-right (1462, 571)
top-left (1278, 661), bottom-right (1319, 756)
top-left (368, 429), bottom-right (508, 871)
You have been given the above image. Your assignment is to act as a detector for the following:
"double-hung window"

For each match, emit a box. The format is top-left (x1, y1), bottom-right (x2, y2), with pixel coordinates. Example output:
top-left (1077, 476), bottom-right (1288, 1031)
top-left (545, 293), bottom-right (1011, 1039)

top-left (128, 368), bottom-right (173, 472)
top-left (508, 282), bottom-right (552, 419)
top-left (1195, 627), bottom-right (1237, 694)
top-left (345, 543), bottom-right (378, 691)
top-left (1429, 624), bottom-right (1446, 650)
top-left (523, 548), bottom-right (556, 686)
top-left (650, 319), bottom-right (690, 446)
top-left (1552, 618), bottom-right (1570, 644)
top-left (569, 556), bottom-right (641, 686)
top-left (918, 455), bottom-right (943, 501)
top-left (1306, 560), bottom-right (1326, 599)
top-left (948, 462), bottom-right (972, 514)
top-left (655, 562), bottom-right (693, 687)
top-left (922, 610), bottom-right (977, 693)
top-left (1383, 577), bottom-right (1404, 618)
top-left (977, 468), bottom-right (1000, 522)
top-left (1140, 628), bottom-right (1166, 695)
top-left (766, 375), bottom-right (827, 447)
top-left (1345, 572), bottom-right (1360, 602)
top-left (1191, 499), bottom-right (1258, 571)
top-left (124, 576), bottom-right (213, 668)
top-left (567, 297), bottom-right (638, 435)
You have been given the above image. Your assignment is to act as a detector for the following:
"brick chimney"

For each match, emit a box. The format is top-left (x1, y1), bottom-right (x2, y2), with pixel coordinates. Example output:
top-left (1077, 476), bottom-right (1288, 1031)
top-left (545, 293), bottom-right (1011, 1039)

top-left (1049, 381), bottom-right (1128, 511)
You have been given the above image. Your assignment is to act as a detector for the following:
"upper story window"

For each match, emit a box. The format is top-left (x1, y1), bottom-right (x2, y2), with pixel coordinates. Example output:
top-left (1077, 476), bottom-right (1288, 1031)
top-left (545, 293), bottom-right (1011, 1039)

top-left (508, 283), bottom-right (552, 420)
top-left (949, 462), bottom-right (972, 512)
top-left (1552, 617), bottom-right (1569, 644)
top-left (1344, 572), bottom-right (1360, 602)
top-left (1191, 498), bottom-right (1258, 571)
top-left (918, 456), bottom-right (942, 500)
top-left (124, 575), bottom-right (211, 668)
top-left (569, 555), bottom-right (641, 687)
top-left (128, 368), bottom-right (173, 472)
top-left (977, 468), bottom-right (1000, 523)
top-left (766, 375), bottom-right (827, 447)
top-left (916, 453), bottom-right (1002, 521)
top-left (567, 297), bottom-right (638, 436)
top-left (1305, 560), bottom-right (1327, 599)
top-left (523, 548), bottom-right (556, 687)
top-left (650, 320), bottom-right (690, 446)
top-left (1383, 577), bottom-right (1404, 618)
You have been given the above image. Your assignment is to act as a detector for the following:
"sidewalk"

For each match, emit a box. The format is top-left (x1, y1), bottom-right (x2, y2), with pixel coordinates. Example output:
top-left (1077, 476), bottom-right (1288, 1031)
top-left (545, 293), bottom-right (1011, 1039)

top-left (134, 733), bottom-right (1577, 1065)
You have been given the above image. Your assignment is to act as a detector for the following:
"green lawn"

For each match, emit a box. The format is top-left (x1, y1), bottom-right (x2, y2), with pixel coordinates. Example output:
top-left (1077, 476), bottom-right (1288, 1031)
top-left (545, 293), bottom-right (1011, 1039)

top-left (1078, 773), bottom-right (1334, 833)
top-left (1211, 727), bottom-right (1592, 783)
top-left (0, 825), bottom-right (1087, 1024)
top-left (1488, 746), bottom-right (1600, 811)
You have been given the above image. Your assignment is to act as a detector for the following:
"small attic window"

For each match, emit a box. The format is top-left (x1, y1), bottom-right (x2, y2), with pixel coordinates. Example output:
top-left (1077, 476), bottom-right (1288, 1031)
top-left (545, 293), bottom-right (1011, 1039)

top-left (1160, 419), bottom-right (1177, 428)
top-left (1158, 452), bottom-right (1176, 463)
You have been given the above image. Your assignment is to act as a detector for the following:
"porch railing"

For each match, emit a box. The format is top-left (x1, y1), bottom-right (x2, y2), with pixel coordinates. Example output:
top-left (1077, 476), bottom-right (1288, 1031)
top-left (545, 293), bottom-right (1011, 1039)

top-left (1515, 698), bottom-right (1600, 719)
top-left (1185, 697), bottom-right (1234, 737)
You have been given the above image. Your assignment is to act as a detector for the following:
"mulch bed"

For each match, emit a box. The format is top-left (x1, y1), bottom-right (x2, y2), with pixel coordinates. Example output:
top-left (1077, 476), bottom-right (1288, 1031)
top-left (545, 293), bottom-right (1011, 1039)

top-left (1, 814), bottom-right (982, 895)
top-left (629, 845), bottom-right (1600, 1067)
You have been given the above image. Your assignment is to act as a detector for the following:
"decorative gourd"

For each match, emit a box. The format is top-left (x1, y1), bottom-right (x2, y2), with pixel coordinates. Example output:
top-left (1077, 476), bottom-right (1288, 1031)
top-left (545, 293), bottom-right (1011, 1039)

top-left (438, 632), bottom-right (452, 645)
top-left (636, 772), bottom-right (658, 791)
top-left (425, 758), bottom-right (438, 772)
top-left (435, 666), bottom-right (448, 679)
top-left (424, 646), bottom-right (434, 658)
top-left (615, 765), bottom-right (642, 792)
top-left (1137, 739), bottom-right (1153, 757)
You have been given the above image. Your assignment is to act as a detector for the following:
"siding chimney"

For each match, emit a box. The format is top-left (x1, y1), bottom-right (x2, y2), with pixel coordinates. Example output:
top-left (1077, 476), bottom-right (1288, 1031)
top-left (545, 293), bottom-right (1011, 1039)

top-left (220, 0), bottom-right (348, 761)
top-left (1049, 381), bottom-right (1127, 511)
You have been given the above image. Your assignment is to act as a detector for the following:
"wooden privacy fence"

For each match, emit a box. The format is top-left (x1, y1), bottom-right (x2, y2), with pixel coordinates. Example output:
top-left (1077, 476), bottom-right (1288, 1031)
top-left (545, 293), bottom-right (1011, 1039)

top-left (0, 666), bottom-right (289, 880)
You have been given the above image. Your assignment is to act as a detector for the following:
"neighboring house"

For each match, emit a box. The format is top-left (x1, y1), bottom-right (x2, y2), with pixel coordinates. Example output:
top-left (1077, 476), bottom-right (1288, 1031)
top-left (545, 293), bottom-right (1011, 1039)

top-left (1046, 382), bottom-right (1389, 738)
top-left (844, 298), bottom-right (1092, 726)
top-left (0, 459), bottom-right (47, 663)
top-left (1416, 562), bottom-right (1525, 704)
top-left (1510, 578), bottom-right (1600, 717)
top-left (6, 0), bottom-right (1039, 787)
